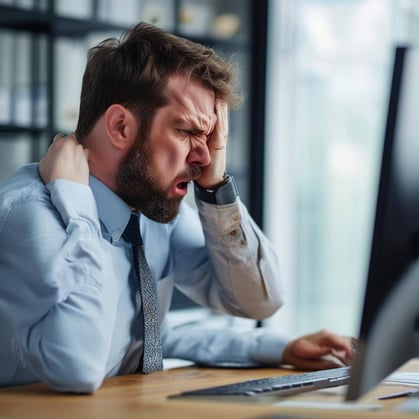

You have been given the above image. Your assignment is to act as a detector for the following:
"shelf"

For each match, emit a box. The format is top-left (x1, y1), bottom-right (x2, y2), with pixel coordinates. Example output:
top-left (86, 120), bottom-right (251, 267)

top-left (0, 6), bottom-right (48, 33)
top-left (0, 5), bottom-right (128, 36)
top-left (0, 124), bottom-right (45, 134)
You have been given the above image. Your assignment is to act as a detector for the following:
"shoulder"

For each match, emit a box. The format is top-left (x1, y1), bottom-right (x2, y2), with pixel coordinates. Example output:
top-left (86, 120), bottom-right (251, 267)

top-left (0, 164), bottom-right (53, 233)
top-left (0, 164), bottom-right (47, 203)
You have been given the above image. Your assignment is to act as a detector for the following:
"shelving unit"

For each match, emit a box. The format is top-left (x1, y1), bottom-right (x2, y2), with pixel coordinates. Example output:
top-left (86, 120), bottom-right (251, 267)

top-left (0, 1), bottom-right (129, 174)
top-left (0, 0), bottom-right (268, 309)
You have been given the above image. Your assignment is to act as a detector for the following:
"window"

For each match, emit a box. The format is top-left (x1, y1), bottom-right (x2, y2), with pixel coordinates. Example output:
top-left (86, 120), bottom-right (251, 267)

top-left (264, 0), bottom-right (418, 336)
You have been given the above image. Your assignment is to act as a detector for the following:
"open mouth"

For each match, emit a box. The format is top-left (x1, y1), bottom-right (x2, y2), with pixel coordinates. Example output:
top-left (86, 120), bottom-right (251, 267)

top-left (177, 181), bottom-right (188, 190)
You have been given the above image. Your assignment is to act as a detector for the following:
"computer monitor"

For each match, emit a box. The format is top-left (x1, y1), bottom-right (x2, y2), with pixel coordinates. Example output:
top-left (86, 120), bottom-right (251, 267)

top-left (345, 45), bottom-right (419, 401)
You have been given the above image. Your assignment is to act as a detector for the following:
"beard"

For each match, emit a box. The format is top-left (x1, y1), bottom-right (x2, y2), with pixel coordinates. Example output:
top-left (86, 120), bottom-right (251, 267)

top-left (115, 135), bottom-right (200, 224)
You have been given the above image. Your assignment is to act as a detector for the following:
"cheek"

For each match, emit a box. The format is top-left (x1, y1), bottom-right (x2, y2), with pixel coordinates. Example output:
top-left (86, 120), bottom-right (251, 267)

top-left (153, 142), bottom-right (188, 173)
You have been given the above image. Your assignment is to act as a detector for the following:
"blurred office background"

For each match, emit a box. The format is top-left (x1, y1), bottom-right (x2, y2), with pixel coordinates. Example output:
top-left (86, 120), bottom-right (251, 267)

top-left (0, 0), bottom-right (417, 337)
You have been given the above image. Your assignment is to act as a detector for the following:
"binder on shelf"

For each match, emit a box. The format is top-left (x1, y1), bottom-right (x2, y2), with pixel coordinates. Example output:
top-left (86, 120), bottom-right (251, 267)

top-left (178, 0), bottom-right (214, 37)
top-left (12, 32), bottom-right (32, 127)
top-left (97, 0), bottom-right (142, 26)
top-left (0, 0), bottom-right (47, 11)
top-left (33, 34), bottom-right (47, 128)
top-left (54, 38), bottom-right (86, 132)
top-left (0, 0), bottom-right (31, 7)
top-left (14, 0), bottom-right (35, 9)
top-left (55, 0), bottom-right (93, 20)
top-left (141, 0), bottom-right (175, 31)
top-left (0, 0), bottom-right (14, 6)
top-left (0, 30), bottom-right (13, 125)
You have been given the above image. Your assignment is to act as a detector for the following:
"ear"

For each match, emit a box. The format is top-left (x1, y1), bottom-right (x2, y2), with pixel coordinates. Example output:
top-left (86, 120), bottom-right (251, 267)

top-left (104, 104), bottom-right (138, 150)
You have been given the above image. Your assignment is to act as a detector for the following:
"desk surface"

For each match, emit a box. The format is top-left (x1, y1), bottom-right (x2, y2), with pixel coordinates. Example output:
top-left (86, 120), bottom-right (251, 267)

top-left (1, 359), bottom-right (418, 419)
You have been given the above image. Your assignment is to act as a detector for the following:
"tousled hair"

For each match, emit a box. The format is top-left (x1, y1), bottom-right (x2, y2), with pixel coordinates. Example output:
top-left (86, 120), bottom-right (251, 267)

top-left (75, 22), bottom-right (242, 141)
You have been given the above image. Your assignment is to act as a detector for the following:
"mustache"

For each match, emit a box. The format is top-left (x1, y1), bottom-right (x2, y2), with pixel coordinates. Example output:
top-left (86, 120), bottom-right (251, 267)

top-left (182, 165), bottom-right (202, 181)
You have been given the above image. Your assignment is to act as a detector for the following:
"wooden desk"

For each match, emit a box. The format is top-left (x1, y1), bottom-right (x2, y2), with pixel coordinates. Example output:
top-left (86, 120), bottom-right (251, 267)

top-left (0, 359), bottom-right (418, 419)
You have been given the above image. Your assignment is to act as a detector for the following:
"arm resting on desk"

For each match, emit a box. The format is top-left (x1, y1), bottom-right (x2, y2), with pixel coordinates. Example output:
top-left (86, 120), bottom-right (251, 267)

top-left (162, 321), bottom-right (286, 367)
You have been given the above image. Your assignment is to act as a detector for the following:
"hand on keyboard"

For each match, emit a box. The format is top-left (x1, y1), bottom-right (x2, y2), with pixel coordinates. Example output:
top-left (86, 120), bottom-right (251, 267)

top-left (281, 330), bottom-right (356, 370)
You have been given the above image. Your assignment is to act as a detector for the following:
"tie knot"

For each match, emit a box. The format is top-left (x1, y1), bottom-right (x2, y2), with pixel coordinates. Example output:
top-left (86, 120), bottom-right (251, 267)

top-left (123, 213), bottom-right (143, 246)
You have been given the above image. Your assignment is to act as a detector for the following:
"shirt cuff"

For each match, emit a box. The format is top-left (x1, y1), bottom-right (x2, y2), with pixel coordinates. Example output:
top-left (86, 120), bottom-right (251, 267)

top-left (46, 179), bottom-right (99, 228)
top-left (249, 330), bottom-right (290, 366)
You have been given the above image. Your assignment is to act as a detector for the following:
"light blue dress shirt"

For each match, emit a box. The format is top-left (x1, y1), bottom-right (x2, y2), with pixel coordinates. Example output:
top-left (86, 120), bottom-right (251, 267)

top-left (0, 164), bottom-right (285, 393)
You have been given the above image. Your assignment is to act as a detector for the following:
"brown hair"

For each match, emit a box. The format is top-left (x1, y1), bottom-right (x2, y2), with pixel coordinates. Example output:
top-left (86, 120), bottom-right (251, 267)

top-left (75, 21), bottom-right (242, 142)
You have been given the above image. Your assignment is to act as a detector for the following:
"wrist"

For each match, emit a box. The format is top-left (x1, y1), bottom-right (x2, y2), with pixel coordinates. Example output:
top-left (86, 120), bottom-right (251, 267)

top-left (194, 173), bottom-right (238, 205)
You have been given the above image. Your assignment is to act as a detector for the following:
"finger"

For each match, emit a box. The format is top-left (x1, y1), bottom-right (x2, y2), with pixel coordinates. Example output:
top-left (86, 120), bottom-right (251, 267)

top-left (330, 349), bottom-right (353, 366)
top-left (219, 102), bottom-right (228, 137)
top-left (323, 336), bottom-right (357, 365)
top-left (291, 339), bottom-right (334, 358)
top-left (53, 133), bottom-right (66, 142)
top-left (287, 357), bottom-right (345, 371)
top-left (319, 332), bottom-right (354, 355)
top-left (350, 337), bottom-right (358, 353)
top-left (214, 100), bottom-right (228, 147)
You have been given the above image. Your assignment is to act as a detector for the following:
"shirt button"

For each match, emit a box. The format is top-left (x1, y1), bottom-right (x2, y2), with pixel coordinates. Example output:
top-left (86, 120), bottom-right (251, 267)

top-left (229, 229), bottom-right (238, 237)
top-left (112, 231), bottom-right (121, 242)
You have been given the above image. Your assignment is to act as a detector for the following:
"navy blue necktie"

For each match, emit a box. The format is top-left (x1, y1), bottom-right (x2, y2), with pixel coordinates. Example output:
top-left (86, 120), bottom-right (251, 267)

top-left (124, 213), bottom-right (163, 373)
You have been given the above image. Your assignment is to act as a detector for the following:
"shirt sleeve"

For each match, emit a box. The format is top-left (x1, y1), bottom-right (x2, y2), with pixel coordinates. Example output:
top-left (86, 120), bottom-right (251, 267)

top-left (161, 319), bottom-right (288, 367)
top-left (0, 180), bottom-right (118, 393)
top-left (170, 198), bottom-right (283, 320)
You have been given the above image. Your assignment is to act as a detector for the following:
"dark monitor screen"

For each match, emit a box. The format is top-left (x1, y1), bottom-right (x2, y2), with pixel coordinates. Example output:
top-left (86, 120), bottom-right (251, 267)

top-left (346, 45), bottom-right (419, 401)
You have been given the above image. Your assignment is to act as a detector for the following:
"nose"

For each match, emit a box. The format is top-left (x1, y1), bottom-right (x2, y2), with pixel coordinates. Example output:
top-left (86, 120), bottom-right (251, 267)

top-left (187, 141), bottom-right (211, 167)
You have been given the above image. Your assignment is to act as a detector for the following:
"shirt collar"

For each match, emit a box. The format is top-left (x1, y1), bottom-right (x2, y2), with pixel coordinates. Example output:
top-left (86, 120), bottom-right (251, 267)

top-left (89, 175), bottom-right (132, 244)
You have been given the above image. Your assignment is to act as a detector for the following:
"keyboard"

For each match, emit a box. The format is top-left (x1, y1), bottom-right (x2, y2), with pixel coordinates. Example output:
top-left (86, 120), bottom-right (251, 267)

top-left (168, 366), bottom-right (351, 399)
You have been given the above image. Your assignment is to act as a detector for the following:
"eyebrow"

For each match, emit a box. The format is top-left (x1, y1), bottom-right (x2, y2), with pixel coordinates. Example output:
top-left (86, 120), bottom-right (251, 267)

top-left (175, 118), bottom-right (209, 135)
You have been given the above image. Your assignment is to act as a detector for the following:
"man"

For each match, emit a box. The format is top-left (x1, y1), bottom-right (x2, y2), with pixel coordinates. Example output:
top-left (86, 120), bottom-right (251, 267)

top-left (0, 22), bottom-right (354, 393)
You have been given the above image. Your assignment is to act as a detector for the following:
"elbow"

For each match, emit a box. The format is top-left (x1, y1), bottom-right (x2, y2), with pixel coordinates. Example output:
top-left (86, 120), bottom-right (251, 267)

top-left (257, 264), bottom-right (284, 319)
top-left (266, 285), bottom-right (284, 316)
top-left (36, 352), bottom-right (106, 394)
top-left (261, 285), bottom-right (284, 319)
top-left (47, 363), bottom-right (105, 394)
top-left (259, 295), bottom-right (284, 319)
top-left (247, 295), bottom-right (283, 320)
top-left (240, 286), bottom-right (284, 320)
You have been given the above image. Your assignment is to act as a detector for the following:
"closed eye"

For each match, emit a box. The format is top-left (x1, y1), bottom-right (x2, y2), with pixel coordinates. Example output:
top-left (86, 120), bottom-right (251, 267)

top-left (177, 129), bottom-right (189, 138)
top-left (178, 128), bottom-right (209, 142)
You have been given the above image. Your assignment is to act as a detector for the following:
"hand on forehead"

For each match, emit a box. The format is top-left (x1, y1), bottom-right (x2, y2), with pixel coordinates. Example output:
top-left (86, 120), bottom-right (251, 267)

top-left (167, 75), bottom-right (217, 133)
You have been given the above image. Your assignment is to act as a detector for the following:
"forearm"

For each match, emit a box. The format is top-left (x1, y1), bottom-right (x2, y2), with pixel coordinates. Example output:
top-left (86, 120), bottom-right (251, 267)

top-left (196, 198), bottom-right (283, 319)
top-left (162, 320), bottom-right (287, 367)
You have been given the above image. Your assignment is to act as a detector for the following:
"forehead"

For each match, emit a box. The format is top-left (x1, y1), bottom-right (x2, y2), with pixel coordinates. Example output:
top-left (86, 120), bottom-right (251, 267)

top-left (165, 74), bottom-right (216, 122)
